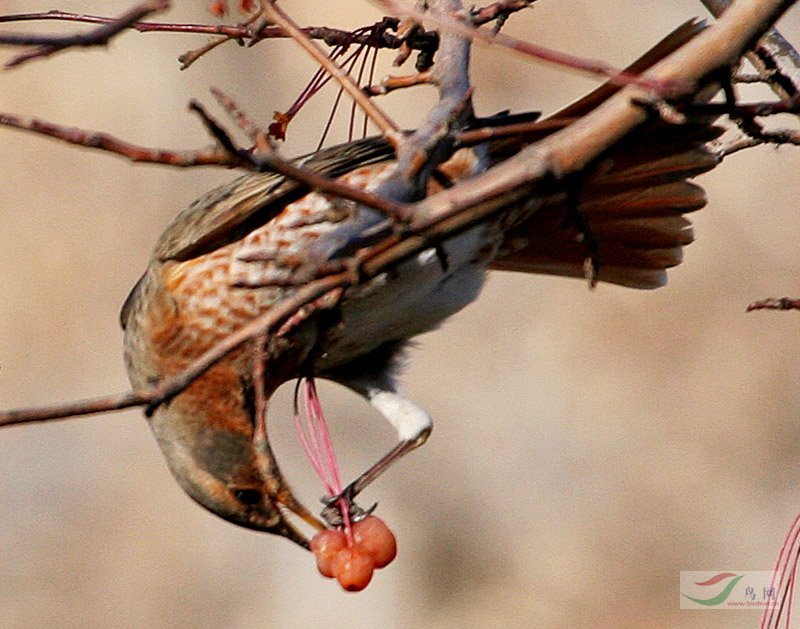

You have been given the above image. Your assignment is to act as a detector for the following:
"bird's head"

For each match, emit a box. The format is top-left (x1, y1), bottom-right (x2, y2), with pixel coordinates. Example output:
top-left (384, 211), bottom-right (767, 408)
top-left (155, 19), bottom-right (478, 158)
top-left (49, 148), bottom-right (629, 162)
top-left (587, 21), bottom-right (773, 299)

top-left (120, 268), bottom-right (322, 548)
top-left (146, 400), bottom-right (320, 548)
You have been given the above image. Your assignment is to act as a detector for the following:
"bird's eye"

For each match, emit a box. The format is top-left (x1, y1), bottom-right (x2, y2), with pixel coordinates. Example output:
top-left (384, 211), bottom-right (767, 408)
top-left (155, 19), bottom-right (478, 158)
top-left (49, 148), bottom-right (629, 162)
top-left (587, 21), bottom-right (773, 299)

top-left (233, 488), bottom-right (263, 505)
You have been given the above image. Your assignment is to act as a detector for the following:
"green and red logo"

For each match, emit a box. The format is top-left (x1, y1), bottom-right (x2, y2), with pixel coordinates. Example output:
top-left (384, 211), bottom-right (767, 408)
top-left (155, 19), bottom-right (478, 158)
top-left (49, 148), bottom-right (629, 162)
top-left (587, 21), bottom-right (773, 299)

top-left (682, 572), bottom-right (744, 606)
top-left (680, 571), bottom-right (777, 610)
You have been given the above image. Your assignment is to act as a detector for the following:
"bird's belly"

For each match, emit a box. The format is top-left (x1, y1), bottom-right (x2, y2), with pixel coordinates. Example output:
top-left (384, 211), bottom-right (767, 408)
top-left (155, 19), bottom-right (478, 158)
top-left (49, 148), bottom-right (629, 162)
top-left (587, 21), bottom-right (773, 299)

top-left (315, 225), bottom-right (494, 370)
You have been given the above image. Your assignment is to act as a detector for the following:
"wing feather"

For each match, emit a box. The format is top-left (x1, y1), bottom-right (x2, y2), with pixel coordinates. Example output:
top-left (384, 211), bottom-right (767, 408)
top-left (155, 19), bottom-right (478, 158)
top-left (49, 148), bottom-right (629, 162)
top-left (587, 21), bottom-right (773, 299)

top-left (154, 137), bottom-right (395, 262)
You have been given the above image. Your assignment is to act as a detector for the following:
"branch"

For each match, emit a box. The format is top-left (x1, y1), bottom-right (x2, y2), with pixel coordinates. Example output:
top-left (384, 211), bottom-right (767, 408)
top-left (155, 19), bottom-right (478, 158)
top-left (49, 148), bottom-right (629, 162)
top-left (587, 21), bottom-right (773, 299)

top-left (0, 12), bottom-right (411, 53)
top-left (190, 95), bottom-right (408, 221)
top-left (0, 1), bottom-right (529, 48)
top-left (0, 0), bottom-right (475, 427)
top-left (372, 0), bottom-right (684, 94)
top-left (0, 275), bottom-right (344, 427)
top-left (1, 0), bottom-right (170, 68)
top-left (371, 0), bottom-right (477, 210)
top-left (747, 297), bottom-right (800, 311)
top-left (702, 0), bottom-right (800, 101)
top-left (0, 110), bottom-right (245, 167)
top-left (402, 0), bottom-right (798, 231)
top-left (0, 0), bottom-right (795, 429)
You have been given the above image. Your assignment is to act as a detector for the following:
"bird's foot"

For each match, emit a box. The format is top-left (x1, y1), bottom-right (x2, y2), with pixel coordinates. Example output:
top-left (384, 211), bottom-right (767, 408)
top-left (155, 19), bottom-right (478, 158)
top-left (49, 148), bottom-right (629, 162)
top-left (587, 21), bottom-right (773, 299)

top-left (320, 488), bottom-right (376, 528)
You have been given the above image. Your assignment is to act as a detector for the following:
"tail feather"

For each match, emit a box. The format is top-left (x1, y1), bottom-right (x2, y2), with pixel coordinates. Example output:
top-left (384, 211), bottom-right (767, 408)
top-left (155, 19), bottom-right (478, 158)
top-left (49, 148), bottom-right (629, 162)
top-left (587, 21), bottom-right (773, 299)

top-left (494, 238), bottom-right (685, 271)
top-left (588, 145), bottom-right (720, 192)
top-left (495, 263), bottom-right (674, 290)
top-left (591, 215), bottom-right (694, 248)
top-left (577, 180), bottom-right (708, 218)
top-left (490, 124), bottom-right (719, 289)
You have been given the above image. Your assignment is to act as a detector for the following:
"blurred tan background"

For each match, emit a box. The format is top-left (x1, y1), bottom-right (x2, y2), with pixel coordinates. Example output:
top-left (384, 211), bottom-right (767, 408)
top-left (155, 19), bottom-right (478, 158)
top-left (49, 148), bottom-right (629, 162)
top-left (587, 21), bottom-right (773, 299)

top-left (1, 1), bottom-right (799, 627)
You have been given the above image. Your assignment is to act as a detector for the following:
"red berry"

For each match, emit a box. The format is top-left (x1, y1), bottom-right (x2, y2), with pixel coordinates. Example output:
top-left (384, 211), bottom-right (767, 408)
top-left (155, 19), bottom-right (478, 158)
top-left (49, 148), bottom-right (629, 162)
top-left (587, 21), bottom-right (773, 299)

top-left (310, 528), bottom-right (347, 578)
top-left (208, 1), bottom-right (227, 17)
top-left (352, 516), bottom-right (397, 569)
top-left (335, 548), bottom-right (375, 591)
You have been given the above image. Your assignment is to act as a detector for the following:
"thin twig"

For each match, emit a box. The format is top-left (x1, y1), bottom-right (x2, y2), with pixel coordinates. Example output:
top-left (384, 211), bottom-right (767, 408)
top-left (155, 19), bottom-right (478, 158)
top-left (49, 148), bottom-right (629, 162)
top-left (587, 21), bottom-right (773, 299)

top-left (178, 34), bottom-right (232, 70)
top-left (0, 100), bottom-right (408, 222)
top-left (178, 7), bottom-right (266, 69)
top-left (2, 0), bottom-right (170, 68)
top-left (0, 111), bottom-right (240, 167)
top-left (209, 87), bottom-right (268, 143)
top-left (372, 0), bottom-right (688, 95)
top-left (0, 12), bottom-right (418, 53)
top-left (470, 0), bottom-right (535, 25)
top-left (189, 97), bottom-right (413, 224)
top-left (747, 297), bottom-right (800, 311)
top-left (364, 70), bottom-right (434, 96)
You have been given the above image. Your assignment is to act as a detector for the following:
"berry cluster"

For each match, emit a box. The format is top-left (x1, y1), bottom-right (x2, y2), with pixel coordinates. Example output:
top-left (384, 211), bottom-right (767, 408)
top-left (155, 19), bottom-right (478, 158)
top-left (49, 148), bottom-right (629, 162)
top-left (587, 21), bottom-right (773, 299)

top-left (311, 516), bottom-right (397, 591)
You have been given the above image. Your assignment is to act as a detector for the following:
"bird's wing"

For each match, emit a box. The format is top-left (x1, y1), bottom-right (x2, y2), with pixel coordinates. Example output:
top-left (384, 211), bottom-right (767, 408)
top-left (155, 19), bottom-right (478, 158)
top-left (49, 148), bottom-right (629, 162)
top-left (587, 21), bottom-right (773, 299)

top-left (154, 136), bottom-right (395, 262)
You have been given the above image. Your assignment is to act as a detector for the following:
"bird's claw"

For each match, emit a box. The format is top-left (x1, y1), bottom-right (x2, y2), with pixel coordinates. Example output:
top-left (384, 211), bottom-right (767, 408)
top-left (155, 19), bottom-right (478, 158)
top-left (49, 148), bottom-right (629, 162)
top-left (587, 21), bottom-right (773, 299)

top-left (320, 490), bottom-right (377, 527)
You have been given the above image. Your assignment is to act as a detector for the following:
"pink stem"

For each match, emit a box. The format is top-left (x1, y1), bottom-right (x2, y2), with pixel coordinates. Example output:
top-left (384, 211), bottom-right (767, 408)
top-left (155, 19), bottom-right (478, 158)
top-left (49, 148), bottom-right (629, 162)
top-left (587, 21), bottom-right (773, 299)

top-left (293, 377), bottom-right (355, 544)
top-left (307, 379), bottom-right (344, 492)
top-left (302, 382), bottom-right (327, 482)
top-left (307, 385), bottom-right (340, 496)
top-left (304, 379), bottom-right (354, 544)
top-left (761, 512), bottom-right (800, 628)
top-left (293, 409), bottom-right (331, 495)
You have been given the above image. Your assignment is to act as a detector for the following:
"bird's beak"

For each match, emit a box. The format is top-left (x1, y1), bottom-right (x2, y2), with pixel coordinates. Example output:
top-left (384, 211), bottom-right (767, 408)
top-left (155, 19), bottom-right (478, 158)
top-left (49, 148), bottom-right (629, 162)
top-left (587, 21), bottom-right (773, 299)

top-left (253, 439), bottom-right (326, 548)
top-left (242, 490), bottom-right (316, 549)
top-left (267, 504), bottom-right (313, 549)
top-left (272, 485), bottom-right (326, 549)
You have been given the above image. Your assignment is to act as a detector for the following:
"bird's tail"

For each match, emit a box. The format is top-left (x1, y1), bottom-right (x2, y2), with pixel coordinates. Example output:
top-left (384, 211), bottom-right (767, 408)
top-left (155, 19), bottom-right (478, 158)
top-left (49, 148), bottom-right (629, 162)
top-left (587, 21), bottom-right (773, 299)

top-left (489, 20), bottom-right (723, 289)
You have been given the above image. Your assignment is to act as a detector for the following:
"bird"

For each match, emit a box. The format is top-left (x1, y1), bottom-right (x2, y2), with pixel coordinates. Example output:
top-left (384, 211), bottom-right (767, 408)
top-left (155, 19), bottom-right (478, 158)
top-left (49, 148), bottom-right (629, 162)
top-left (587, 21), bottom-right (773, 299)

top-left (120, 22), bottom-right (721, 548)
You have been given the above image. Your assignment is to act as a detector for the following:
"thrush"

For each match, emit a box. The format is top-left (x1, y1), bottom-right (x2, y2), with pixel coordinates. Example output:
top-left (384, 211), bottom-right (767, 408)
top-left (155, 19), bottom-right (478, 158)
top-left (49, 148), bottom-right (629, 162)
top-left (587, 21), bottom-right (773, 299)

top-left (121, 22), bottom-right (721, 547)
